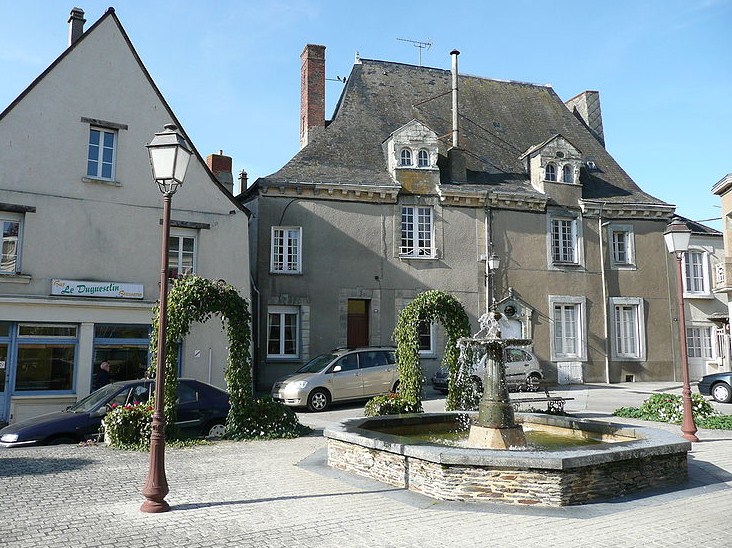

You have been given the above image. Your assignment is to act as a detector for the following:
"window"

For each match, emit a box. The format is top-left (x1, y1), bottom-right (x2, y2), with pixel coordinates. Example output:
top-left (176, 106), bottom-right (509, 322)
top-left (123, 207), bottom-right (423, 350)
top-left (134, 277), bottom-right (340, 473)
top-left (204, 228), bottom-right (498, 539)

top-left (545, 163), bottom-right (557, 181)
top-left (267, 306), bottom-right (299, 358)
top-left (683, 250), bottom-right (709, 295)
top-left (609, 297), bottom-right (646, 360)
top-left (549, 296), bottom-right (586, 361)
top-left (168, 233), bottom-right (196, 278)
top-left (271, 227), bottom-right (302, 273)
top-left (86, 127), bottom-right (116, 180)
top-left (0, 219), bottom-right (20, 273)
top-left (609, 225), bottom-right (635, 268)
top-left (686, 326), bottom-right (715, 359)
top-left (417, 149), bottom-right (430, 167)
top-left (418, 321), bottom-right (435, 355)
top-left (400, 206), bottom-right (434, 258)
top-left (399, 148), bottom-right (413, 166)
top-left (562, 164), bottom-right (574, 183)
top-left (15, 323), bottom-right (78, 392)
top-left (551, 217), bottom-right (577, 264)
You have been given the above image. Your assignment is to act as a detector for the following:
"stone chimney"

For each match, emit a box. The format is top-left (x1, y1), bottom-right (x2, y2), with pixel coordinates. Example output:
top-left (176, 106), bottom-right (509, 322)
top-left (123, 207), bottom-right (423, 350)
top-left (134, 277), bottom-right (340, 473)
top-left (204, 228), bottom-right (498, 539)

top-left (565, 91), bottom-right (605, 147)
top-left (68, 7), bottom-right (86, 46)
top-left (300, 44), bottom-right (326, 149)
top-left (206, 151), bottom-right (234, 194)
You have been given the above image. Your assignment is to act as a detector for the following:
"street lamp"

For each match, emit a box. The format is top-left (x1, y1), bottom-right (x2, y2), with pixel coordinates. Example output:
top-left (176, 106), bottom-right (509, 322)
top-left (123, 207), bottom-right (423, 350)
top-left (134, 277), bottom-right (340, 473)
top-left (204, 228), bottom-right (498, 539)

top-left (664, 218), bottom-right (699, 443)
top-left (486, 253), bottom-right (501, 312)
top-left (141, 123), bottom-right (192, 513)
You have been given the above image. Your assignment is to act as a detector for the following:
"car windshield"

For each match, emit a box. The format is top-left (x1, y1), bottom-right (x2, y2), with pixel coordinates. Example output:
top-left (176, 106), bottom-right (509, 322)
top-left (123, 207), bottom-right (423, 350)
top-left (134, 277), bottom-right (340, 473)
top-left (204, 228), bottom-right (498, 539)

top-left (295, 354), bottom-right (337, 374)
top-left (68, 383), bottom-right (125, 413)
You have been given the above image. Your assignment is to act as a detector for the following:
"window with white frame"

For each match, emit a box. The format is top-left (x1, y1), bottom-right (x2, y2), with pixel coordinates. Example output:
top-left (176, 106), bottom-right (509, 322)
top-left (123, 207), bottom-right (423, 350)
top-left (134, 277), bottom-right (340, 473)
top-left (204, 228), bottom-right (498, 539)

top-left (417, 149), bottom-right (430, 167)
top-left (545, 163), bottom-right (557, 181)
top-left (609, 297), bottom-right (646, 360)
top-left (549, 296), bottom-right (586, 360)
top-left (86, 127), bottom-right (117, 180)
top-left (399, 148), bottom-right (413, 166)
top-left (400, 206), bottom-right (434, 258)
top-left (562, 164), bottom-right (574, 183)
top-left (168, 232), bottom-right (196, 278)
top-left (609, 224), bottom-right (635, 268)
top-left (683, 250), bottom-right (709, 295)
top-left (418, 321), bottom-right (435, 355)
top-left (267, 306), bottom-right (299, 358)
top-left (271, 227), bottom-right (302, 274)
top-left (550, 217), bottom-right (578, 264)
top-left (686, 326), bottom-right (715, 359)
top-left (0, 218), bottom-right (21, 274)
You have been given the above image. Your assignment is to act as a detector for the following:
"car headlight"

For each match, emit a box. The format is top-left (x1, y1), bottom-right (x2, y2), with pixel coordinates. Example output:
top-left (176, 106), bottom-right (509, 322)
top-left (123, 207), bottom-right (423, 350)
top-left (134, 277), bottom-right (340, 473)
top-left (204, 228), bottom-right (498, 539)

top-left (287, 380), bottom-right (308, 389)
top-left (1, 433), bottom-right (19, 443)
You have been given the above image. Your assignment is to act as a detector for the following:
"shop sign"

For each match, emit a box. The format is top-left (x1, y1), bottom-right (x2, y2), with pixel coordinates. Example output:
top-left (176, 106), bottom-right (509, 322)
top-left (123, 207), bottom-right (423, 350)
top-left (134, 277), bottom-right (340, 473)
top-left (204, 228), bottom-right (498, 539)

top-left (51, 279), bottom-right (144, 300)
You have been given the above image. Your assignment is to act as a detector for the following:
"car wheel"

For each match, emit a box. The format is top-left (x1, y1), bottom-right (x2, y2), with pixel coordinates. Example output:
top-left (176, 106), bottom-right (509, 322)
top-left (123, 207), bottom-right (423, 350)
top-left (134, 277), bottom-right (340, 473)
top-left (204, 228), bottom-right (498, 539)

top-left (47, 436), bottom-right (77, 446)
top-left (391, 380), bottom-right (400, 393)
top-left (711, 382), bottom-right (732, 403)
top-left (525, 374), bottom-right (541, 392)
top-left (471, 377), bottom-right (484, 395)
top-left (307, 389), bottom-right (330, 412)
top-left (205, 421), bottom-right (226, 439)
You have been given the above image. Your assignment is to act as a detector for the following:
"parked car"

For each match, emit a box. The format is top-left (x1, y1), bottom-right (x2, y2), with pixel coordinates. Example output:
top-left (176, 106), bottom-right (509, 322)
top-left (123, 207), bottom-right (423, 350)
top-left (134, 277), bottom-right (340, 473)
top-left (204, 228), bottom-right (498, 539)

top-left (0, 378), bottom-right (230, 448)
top-left (431, 347), bottom-right (543, 394)
top-left (698, 371), bottom-right (732, 403)
top-left (272, 346), bottom-right (398, 412)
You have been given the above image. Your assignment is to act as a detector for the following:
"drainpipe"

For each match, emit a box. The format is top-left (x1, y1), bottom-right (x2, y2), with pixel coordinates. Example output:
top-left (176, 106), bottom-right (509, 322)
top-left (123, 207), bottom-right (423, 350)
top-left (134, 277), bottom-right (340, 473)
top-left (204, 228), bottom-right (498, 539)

top-left (451, 50), bottom-right (460, 148)
top-left (598, 206), bottom-right (611, 383)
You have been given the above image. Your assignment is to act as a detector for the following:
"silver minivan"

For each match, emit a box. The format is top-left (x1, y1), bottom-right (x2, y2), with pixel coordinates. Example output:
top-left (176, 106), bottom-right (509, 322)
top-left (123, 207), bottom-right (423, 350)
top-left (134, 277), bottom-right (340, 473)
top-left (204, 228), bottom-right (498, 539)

top-left (271, 347), bottom-right (399, 412)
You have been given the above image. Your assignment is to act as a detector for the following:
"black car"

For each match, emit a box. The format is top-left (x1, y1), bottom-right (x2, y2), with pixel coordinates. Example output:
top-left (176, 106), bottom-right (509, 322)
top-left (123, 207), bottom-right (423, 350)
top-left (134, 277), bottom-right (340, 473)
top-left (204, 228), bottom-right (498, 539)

top-left (0, 378), bottom-right (230, 448)
top-left (698, 372), bottom-right (732, 403)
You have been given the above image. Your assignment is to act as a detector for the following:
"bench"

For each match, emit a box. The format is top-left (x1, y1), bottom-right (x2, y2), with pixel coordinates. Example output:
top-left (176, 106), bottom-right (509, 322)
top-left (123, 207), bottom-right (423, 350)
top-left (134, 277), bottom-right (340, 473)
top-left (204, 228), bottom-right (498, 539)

top-left (509, 382), bottom-right (574, 413)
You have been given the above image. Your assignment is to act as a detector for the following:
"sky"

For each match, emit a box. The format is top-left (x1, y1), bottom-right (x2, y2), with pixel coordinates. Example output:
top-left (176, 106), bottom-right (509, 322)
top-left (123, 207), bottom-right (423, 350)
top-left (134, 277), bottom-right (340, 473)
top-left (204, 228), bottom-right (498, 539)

top-left (1, 1), bottom-right (730, 228)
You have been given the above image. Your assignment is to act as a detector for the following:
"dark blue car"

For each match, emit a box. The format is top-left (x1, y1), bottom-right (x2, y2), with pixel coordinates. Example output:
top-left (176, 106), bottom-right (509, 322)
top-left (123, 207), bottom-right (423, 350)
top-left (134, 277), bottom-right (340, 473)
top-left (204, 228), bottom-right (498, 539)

top-left (0, 378), bottom-right (230, 448)
top-left (698, 372), bottom-right (732, 403)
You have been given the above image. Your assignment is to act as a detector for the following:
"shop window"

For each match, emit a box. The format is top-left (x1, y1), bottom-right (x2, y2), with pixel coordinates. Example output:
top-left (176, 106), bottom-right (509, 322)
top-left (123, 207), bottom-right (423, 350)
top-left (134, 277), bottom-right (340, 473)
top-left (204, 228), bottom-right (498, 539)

top-left (15, 324), bottom-right (78, 392)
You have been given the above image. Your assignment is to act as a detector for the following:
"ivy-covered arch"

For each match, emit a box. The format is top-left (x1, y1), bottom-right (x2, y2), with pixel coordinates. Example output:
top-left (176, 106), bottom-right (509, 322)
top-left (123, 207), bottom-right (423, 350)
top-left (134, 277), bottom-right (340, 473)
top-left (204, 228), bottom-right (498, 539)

top-left (149, 275), bottom-right (305, 440)
top-left (393, 290), bottom-right (471, 411)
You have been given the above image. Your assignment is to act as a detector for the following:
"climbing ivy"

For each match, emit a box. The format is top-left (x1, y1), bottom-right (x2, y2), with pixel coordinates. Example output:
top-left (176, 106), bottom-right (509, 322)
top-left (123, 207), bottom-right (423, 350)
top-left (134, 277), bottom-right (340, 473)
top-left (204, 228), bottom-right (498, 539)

top-left (391, 290), bottom-right (471, 411)
top-left (148, 275), bottom-right (307, 440)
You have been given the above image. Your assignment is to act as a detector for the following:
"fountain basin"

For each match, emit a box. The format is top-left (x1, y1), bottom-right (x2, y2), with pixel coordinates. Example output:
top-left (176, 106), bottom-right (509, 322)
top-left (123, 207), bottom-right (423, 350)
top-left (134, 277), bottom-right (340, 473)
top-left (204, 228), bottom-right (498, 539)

top-left (324, 412), bottom-right (690, 506)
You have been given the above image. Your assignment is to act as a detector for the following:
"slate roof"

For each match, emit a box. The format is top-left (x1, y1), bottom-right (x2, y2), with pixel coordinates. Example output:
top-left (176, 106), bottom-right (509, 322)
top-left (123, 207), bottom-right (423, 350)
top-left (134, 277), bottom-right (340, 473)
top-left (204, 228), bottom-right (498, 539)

top-left (676, 215), bottom-right (723, 237)
top-left (260, 58), bottom-right (668, 206)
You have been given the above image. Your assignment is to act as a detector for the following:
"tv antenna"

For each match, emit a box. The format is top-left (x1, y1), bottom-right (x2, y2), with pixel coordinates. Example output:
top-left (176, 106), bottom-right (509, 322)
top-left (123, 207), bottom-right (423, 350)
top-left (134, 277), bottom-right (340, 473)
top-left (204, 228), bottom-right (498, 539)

top-left (397, 37), bottom-right (432, 66)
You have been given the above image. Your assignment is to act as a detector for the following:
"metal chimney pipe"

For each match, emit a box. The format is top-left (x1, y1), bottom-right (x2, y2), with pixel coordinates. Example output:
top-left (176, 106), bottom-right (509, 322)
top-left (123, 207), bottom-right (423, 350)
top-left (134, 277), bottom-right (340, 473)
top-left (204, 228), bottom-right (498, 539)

top-left (451, 49), bottom-right (460, 148)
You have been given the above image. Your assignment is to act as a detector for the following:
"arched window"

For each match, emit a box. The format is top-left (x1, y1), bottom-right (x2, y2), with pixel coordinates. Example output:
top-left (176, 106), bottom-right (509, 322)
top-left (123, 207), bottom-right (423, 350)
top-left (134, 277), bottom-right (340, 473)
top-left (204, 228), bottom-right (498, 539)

top-left (400, 148), bottom-right (413, 166)
top-left (545, 163), bottom-right (557, 181)
top-left (417, 149), bottom-right (430, 167)
top-left (562, 164), bottom-right (574, 183)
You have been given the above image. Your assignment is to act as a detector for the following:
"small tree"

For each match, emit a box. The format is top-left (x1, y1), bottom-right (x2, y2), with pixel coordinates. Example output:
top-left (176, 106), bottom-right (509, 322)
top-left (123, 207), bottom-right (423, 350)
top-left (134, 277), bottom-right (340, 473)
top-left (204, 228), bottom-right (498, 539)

top-left (391, 290), bottom-right (471, 411)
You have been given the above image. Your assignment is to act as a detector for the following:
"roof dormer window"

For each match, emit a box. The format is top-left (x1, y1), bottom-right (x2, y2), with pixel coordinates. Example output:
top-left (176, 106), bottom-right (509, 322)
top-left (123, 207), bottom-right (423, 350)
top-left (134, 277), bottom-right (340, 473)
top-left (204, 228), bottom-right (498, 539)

top-left (418, 149), bottom-right (429, 167)
top-left (562, 164), bottom-right (574, 183)
top-left (400, 148), bottom-right (413, 166)
top-left (545, 163), bottom-right (557, 182)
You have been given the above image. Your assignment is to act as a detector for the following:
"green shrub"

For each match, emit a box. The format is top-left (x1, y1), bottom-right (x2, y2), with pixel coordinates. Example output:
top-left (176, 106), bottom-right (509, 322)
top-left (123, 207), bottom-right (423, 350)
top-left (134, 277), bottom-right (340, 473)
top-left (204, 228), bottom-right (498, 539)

top-left (364, 392), bottom-right (423, 416)
top-left (613, 393), bottom-right (717, 424)
top-left (102, 403), bottom-right (153, 450)
top-left (697, 414), bottom-right (732, 430)
top-left (225, 396), bottom-right (311, 440)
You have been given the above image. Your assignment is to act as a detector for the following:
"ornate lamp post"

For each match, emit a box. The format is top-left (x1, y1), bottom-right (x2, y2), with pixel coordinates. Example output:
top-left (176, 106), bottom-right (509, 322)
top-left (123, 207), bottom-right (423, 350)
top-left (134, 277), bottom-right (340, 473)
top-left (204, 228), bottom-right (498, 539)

top-left (664, 218), bottom-right (699, 443)
top-left (486, 253), bottom-right (501, 312)
top-left (141, 123), bottom-right (192, 513)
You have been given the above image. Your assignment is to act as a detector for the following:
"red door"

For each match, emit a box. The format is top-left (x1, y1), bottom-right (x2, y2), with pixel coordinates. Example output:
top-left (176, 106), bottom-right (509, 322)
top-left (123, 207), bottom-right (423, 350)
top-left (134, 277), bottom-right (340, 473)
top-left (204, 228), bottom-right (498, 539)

top-left (347, 299), bottom-right (369, 347)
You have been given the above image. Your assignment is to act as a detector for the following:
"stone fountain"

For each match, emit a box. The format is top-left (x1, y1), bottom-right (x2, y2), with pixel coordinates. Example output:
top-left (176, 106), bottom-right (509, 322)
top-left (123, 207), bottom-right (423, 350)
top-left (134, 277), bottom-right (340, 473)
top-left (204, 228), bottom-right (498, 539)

top-left (463, 311), bottom-right (531, 449)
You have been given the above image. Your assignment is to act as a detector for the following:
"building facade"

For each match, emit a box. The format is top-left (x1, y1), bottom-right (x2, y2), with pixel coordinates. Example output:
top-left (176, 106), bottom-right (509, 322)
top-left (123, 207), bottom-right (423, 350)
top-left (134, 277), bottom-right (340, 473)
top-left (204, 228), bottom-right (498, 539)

top-left (243, 45), bottom-right (680, 392)
top-left (0, 9), bottom-right (249, 423)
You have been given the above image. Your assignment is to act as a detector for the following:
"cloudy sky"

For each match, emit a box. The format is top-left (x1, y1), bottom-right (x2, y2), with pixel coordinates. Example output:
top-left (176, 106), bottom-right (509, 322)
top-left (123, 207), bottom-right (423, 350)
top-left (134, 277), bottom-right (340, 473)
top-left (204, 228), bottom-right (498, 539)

top-left (1, 1), bottom-right (730, 227)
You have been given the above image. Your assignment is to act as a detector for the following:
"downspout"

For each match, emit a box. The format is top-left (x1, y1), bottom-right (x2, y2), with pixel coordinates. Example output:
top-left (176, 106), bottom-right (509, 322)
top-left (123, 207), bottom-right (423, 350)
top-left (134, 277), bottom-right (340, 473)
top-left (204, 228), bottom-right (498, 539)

top-left (598, 205), bottom-right (611, 383)
top-left (451, 50), bottom-right (460, 148)
top-left (485, 207), bottom-right (492, 315)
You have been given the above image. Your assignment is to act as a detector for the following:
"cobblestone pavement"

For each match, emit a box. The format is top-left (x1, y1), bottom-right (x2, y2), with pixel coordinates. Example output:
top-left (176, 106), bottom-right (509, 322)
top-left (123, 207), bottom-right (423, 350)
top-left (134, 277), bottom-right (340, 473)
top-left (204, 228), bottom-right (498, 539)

top-left (1, 384), bottom-right (731, 548)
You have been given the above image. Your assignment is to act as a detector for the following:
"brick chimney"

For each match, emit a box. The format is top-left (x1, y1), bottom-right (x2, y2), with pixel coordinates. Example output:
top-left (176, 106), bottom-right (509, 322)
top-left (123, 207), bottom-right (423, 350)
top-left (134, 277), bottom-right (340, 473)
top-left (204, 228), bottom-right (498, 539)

top-left (68, 7), bottom-right (86, 46)
top-left (565, 91), bottom-right (605, 148)
top-left (300, 44), bottom-right (326, 149)
top-left (206, 151), bottom-right (234, 194)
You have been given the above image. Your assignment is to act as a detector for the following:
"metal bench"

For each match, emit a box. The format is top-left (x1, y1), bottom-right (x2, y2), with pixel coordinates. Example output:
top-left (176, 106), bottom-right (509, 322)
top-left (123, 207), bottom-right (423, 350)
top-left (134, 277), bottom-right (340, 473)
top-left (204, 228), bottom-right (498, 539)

top-left (510, 382), bottom-right (574, 413)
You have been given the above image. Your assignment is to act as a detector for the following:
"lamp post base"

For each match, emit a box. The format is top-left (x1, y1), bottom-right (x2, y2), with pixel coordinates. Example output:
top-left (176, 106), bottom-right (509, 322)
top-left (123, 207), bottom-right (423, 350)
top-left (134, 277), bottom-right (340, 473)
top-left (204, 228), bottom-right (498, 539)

top-left (140, 499), bottom-right (171, 513)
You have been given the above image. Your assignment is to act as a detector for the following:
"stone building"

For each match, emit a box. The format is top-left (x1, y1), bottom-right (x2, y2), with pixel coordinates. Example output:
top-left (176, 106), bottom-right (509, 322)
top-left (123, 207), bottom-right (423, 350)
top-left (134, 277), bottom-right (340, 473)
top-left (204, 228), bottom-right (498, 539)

top-left (243, 45), bottom-right (680, 392)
